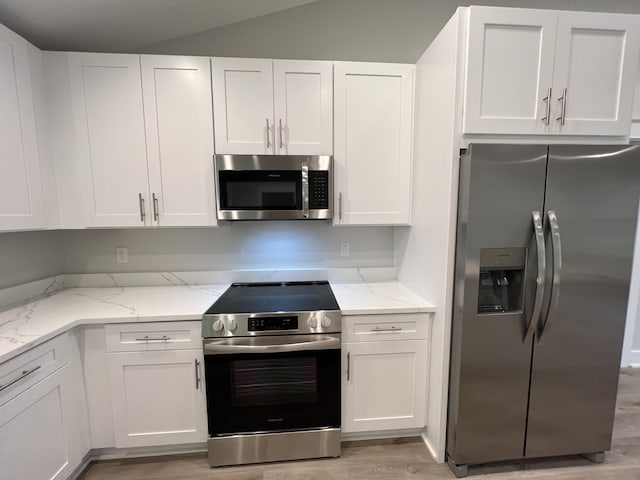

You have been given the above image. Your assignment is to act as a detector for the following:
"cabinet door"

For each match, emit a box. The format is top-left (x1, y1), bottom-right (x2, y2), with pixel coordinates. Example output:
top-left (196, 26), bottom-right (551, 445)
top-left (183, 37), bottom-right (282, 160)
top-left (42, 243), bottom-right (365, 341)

top-left (0, 24), bottom-right (44, 231)
top-left (342, 340), bottom-right (427, 433)
top-left (211, 58), bottom-right (274, 154)
top-left (0, 365), bottom-right (82, 480)
top-left (141, 55), bottom-right (216, 227)
top-left (464, 7), bottom-right (557, 135)
top-left (68, 53), bottom-right (151, 227)
top-left (551, 12), bottom-right (640, 136)
top-left (108, 349), bottom-right (207, 447)
top-left (273, 60), bottom-right (333, 155)
top-left (334, 62), bottom-right (413, 225)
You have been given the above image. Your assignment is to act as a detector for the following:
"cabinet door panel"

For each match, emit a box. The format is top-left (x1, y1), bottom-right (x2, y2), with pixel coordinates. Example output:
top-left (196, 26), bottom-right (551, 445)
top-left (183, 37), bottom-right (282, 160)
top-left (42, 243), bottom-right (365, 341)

top-left (0, 25), bottom-right (44, 230)
top-left (68, 53), bottom-right (150, 227)
top-left (0, 366), bottom-right (77, 480)
top-left (342, 340), bottom-right (426, 432)
top-left (274, 60), bottom-right (333, 155)
top-left (334, 62), bottom-right (413, 225)
top-left (142, 56), bottom-right (216, 226)
top-left (108, 350), bottom-right (206, 447)
top-left (552, 12), bottom-right (640, 136)
top-left (211, 58), bottom-right (273, 154)
top-left (464, 7), bottom-right (557, 135)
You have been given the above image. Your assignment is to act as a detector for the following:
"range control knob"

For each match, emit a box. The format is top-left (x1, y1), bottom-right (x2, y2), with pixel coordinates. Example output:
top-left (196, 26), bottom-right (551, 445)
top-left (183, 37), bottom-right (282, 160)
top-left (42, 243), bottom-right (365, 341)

top-left (307, 316), bottom-right (318, 329)
top-left (228, 319), bottom-right (238, 332)
top-left (321, 317), bottom-right (332, 328)
top-left (212, 319), bottom-right (225, 332)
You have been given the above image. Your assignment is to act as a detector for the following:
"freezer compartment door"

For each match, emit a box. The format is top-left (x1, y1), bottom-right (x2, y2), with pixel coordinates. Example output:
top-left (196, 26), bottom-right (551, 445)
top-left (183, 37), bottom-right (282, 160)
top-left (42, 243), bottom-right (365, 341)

top-left (526, 145), bottom-right (640, 458)
top-left (448, 144), bottom-right (548, 465)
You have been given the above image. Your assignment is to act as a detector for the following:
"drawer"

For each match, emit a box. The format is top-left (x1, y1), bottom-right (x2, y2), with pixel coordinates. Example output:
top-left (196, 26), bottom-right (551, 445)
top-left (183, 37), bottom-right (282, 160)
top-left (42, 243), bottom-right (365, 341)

top-left (105, 321), bottom-right (202, 352)
top-left (0, 332), bottom-right (74, 405)
top-left (342, 313), bottom-right (430, 343)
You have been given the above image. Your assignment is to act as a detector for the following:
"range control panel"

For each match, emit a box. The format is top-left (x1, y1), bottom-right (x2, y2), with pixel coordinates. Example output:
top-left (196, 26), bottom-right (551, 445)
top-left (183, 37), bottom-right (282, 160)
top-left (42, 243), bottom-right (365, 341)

top-left (248, 316), bottom-right (299, 332)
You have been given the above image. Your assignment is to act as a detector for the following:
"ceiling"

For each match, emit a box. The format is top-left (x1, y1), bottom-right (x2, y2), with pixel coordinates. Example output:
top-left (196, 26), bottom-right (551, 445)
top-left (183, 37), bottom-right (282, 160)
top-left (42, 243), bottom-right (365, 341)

top-left (0, 0), bottom-right (318, 52)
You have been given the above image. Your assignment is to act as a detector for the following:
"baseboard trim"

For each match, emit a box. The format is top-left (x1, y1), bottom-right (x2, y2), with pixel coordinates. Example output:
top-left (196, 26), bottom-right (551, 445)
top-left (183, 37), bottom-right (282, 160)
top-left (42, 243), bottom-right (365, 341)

top-left (341, 428), bottom-right (424, 442)
top-left (89, 442), bottom-right (207, 461)
top-left (421, 430), bottom-right (441, 463)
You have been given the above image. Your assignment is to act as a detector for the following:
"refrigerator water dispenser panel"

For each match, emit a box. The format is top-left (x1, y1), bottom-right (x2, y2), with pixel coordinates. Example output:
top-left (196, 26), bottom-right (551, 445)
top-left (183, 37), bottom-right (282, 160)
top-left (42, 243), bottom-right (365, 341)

top-left (478, 248), bottom-right (526, 314)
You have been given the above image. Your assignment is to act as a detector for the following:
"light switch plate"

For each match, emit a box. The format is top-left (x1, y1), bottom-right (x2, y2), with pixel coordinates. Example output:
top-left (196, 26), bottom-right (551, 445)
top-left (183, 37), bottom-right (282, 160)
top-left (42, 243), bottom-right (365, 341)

top-left (116, 247), bottom-right (128, 264)
top-left (340, 243), bottom-right (350, 257)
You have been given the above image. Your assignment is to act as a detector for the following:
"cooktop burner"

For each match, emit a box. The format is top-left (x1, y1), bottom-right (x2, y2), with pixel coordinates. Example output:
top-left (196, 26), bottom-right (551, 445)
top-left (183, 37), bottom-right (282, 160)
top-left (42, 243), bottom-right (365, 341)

top-left (205, 281), bottom-right (340, 314)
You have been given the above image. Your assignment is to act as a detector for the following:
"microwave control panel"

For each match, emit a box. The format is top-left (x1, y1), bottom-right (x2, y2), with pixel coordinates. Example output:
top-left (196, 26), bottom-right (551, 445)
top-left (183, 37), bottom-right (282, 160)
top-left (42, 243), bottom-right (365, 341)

top-left (309, 171), bottom-right (330, 210)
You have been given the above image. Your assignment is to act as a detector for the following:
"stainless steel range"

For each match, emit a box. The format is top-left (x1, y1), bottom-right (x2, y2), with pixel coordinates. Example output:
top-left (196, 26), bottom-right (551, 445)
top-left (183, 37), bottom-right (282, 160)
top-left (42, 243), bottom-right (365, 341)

top-left (202, 281), bottom-right (342, 467)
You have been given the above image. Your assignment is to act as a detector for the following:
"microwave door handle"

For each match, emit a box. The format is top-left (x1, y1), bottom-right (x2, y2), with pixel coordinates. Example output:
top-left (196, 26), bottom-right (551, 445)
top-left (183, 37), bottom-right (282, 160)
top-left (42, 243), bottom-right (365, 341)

top-left (538, 210), bottom-right (562, 342)
top-left (302, 160), bottom-right (309, 218)
top-left (524, 210), bottom-right (546, 343)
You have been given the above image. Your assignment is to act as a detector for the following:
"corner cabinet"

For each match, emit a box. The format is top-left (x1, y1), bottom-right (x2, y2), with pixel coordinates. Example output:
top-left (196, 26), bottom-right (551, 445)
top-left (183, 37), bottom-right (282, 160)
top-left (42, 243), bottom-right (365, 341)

top-left (333, 62), bottom-right (414, 225)
top-left (342, 314), bottom-right (428, 433)
top-left (211, 58), bottom-right (333, 155)
top-left (464, 7), bottom-right (640, 137)
top-left (66, 53), bottom-right (216, 227)
top-left (105, 322), bottom-right (207, 448)
top-left (0, 23), bottom-right (45, 231)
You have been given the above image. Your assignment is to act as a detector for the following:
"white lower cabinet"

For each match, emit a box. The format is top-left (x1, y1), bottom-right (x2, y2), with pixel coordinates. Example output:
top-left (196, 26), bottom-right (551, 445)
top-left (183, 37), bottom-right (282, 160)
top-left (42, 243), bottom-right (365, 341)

top-left (106, 322), bottom-right (207, 448)
top-left (342, 314), bottom-right (428, 433)
top-left (0, 333), bottom-right (89, 480)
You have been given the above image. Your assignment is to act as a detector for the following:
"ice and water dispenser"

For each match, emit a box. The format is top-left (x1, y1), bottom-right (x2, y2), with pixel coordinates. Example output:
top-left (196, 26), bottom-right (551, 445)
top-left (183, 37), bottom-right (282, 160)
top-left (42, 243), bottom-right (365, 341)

top-left (477, 248), bottom-right (526, 314)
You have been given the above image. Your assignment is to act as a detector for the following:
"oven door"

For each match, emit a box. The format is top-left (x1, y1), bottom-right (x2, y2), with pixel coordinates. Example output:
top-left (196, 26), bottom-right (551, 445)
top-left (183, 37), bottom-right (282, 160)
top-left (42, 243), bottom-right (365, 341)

top-left (204, 334), bottom-right (341, 436)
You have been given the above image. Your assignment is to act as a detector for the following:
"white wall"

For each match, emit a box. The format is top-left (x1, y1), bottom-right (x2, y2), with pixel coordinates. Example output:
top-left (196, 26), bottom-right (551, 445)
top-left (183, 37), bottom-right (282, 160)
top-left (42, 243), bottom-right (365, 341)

top-left (140, 0), bottom-right (640, 62)
top-left (0, 230), bottom-right (65, 289)
top-left (59, 224), bottom-right (394, 274)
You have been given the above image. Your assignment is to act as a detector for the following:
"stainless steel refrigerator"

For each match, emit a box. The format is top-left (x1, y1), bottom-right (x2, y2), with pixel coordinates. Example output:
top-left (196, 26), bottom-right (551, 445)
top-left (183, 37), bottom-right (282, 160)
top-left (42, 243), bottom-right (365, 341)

top-left (446, 144), bottom-right (640, 477)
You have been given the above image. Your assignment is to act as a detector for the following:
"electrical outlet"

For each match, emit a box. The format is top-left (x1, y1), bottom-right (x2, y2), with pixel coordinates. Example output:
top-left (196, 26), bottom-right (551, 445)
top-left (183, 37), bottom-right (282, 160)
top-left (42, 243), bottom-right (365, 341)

top-left (116, 247), bottom-right (128, 264)
top-left (340, 242), bottom-right (350, 257)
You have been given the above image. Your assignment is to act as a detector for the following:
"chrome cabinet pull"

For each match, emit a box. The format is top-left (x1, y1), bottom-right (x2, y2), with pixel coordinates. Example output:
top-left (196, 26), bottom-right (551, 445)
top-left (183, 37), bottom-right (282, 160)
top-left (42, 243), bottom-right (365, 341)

top-left (371, 326), bottom-right (402, 333)
top-left (556, 88), bottom-right (567, 126)
top-left (347, 352), bottom-right (351, 382)
top-left (0, 365), bottom-right (41, 392)
top-left (541, 87), bottom-right (552, 125)
top-left (539, 210), bottom-right (562, 342)
top-left (266, 118), bottom-right (272, 149)
top-left (524, 211), bottom-right (546, 343)
top-left (138, 193), bottom-right (145, 222)
top-left (338, 193), bottom-right (343, 221)
top-left (194, 359), bottom-right (201, 390)
top-left (152, 193), bottom-right (159, 222)
top-left (134, 335), bottom-right (170, 342)
top-left (279, 118), bottom-right (285, 149)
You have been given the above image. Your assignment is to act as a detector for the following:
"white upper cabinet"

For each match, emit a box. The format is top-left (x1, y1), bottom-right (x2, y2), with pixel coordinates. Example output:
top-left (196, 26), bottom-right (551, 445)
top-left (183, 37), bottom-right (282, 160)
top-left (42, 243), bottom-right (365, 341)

top-left (67, 53), bottom-right (216, 228)
top-left (273, 60), bottom-right (333, 155)
top-left (212, 58), bottom-right (333, 155)
top-left (552, 12), bottom-right (640, 136)
top-left (464, 8), bottom-right (557, 135)
top-left (68, 53), bottom-right (150, 227)
top-left (333, 62), bottom-right (413, 225)
top-left (0, 24), bottom-right (45, 231)
top-left (464, 7), bottom-right (640, 137)
top-left (211, 58), bottom-right (274, 154)
top-left (141, 55), bottom-right (216, 227)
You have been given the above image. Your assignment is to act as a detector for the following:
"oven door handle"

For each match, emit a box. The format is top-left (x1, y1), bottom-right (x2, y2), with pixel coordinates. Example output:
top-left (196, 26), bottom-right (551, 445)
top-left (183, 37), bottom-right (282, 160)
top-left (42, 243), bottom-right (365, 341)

top-left (203, 335), bottom-right (341, 355)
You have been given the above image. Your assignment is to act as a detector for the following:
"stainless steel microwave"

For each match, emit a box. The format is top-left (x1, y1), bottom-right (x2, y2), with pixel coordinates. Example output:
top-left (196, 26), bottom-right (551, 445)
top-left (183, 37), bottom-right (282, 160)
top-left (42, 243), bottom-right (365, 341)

top-left (214, 155), bottom-right (333, 220)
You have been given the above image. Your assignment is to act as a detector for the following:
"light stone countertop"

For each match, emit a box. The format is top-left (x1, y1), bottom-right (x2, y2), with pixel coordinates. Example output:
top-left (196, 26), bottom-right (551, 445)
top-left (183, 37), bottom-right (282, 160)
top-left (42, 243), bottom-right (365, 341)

top-left (0, 282), bottom-right (435, 364)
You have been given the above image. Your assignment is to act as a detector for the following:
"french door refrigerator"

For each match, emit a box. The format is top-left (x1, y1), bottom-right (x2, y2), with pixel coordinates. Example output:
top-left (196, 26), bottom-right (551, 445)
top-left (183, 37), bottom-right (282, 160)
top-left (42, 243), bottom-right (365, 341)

top-left (446, 144), bottom-right (640, 477)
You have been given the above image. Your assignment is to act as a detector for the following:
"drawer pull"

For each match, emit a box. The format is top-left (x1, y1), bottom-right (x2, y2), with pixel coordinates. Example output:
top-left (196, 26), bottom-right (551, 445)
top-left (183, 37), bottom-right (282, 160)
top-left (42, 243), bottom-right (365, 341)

top-left (195, 359), bottom-right (201, 390)
top-left (0, 365), bottom-right (41, 392)
top-left (134, 335), bottom-right (171, 342)
top-left (371, 326), bottom-right (402, 333)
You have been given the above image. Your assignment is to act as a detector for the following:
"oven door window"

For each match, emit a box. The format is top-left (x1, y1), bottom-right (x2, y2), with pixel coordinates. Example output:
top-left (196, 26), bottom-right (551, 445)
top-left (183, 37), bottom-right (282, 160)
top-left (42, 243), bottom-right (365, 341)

top-left (206, 349), bottom-right (340, 435)
top-left (218, 170), bottom-right (301, 210)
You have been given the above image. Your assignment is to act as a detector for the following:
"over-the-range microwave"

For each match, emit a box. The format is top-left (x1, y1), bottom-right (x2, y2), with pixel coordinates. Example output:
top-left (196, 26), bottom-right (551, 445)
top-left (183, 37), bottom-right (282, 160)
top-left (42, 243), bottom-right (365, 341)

top-left (214, 154), bottom-right (332, 221)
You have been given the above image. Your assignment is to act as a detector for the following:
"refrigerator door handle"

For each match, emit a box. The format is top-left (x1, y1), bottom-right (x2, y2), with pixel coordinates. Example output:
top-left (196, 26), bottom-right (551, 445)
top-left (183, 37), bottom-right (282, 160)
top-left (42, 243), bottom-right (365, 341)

top-left (524, 210), bottom-right (546, 343)
top-left (539, 210), bottom-right (562, 342)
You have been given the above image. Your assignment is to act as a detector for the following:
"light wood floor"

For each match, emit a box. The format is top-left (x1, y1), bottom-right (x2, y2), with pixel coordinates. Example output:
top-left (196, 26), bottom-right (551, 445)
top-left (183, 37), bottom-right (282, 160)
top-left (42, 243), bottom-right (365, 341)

top-left (79, 368), bottom-right (640, 479)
